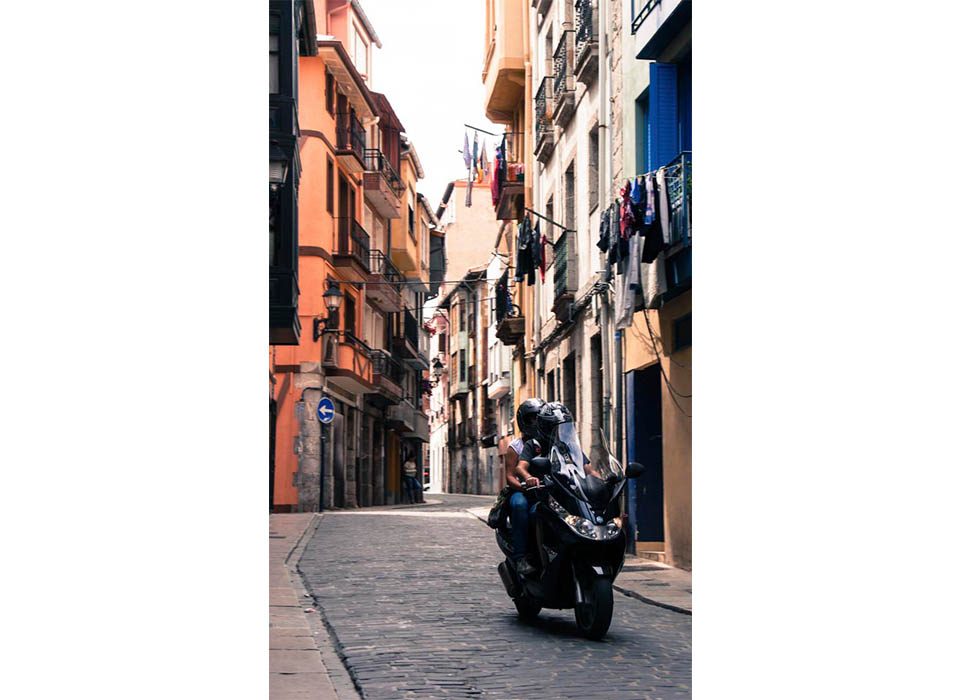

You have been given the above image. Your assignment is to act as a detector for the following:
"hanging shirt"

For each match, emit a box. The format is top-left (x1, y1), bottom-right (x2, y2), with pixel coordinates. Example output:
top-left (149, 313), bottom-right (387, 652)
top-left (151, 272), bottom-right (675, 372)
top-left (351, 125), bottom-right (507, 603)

top-left (644, 174), bottom-right (656, 225)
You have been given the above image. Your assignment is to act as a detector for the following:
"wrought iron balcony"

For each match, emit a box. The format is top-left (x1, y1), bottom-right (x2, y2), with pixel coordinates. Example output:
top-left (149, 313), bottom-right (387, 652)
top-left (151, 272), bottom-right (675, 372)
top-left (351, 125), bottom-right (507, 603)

top-left (552, 30), bottom-right (576, 129)
top-left (363, 148), bottom-right (404, 218)
top-left (534, 76), bottom-right (555, 164)
top-left (333, 217), bottom-right (371, 273)
top-left (631, 0), bottom-right (662, 35)
top-left (663, 151), bottom-right (692, 298)
top-left (393, 308), bottom-right (429, 369)
top-left (366, 250), bottom-right (404, 312)
top-left (552, 231), bottom-right (577, 311)
top-left (574, 0), bottom-right (599, 84)
top-left (335, 111), bottom-right (366, 173)
top-left (369, 348), bottom-right (405, 404)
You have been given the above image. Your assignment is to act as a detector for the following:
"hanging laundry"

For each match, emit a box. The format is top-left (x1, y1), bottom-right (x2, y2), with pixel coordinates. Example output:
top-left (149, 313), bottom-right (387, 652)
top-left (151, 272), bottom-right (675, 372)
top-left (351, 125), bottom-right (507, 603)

top-left (539, 228), bottom-right (547, 282)
top-left (644, 173), bottom-right (656, 226)
top-left (465, 131), bottom-right (477, 207)
top-left (614, 248), bottom-right (636, 330)
top-left (656, 167), bottom-right (671, 245)
top-left (597, 208), bottom-right (610, 253)
top-left (476, 139), bottom-right (486, 184)
top-left (491, 143), bottom-right (503, 208)
top-left (639, 255), bottom-right (667, 308)
top-left (528, 220), bottom-right (541, 285)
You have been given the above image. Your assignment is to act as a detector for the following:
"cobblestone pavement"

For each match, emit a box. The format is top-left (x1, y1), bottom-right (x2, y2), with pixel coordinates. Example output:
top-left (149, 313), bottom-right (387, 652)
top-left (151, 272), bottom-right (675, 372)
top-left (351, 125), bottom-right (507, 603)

top-left (297, 494), bottom-right (691, 699)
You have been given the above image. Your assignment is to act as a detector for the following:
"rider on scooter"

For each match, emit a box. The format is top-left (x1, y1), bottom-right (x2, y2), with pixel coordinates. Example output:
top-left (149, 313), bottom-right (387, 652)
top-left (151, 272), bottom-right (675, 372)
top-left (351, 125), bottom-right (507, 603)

top-left (504, 397), bottom-right (545, 576)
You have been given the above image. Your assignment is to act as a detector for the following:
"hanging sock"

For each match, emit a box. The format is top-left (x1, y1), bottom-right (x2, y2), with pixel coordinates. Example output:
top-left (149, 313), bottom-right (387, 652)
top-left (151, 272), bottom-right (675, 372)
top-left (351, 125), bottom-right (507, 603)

top-left (645, 173), bottom-right (656, 225)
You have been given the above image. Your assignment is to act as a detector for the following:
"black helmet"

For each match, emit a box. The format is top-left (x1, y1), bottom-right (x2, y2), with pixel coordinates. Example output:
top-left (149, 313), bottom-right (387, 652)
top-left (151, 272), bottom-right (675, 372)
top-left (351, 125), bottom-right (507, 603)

top-left (516, 397), bottom-right (545, 438)
top-left (536, 401), bottom-right (573, 436)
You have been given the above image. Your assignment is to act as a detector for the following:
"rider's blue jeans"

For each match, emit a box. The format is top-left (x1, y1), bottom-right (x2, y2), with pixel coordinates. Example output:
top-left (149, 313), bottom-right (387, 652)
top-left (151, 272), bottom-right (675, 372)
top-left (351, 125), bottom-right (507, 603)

top-left (507, 490), bottom-right (530, 560)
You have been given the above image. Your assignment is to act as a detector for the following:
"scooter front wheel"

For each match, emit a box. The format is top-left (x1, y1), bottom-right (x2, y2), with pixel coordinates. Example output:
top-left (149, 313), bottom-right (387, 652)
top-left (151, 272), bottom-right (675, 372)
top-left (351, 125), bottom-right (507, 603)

top-left (514, 596), bottom-right (542, 620)
top-left (575, 577), bottom-right (614, 640)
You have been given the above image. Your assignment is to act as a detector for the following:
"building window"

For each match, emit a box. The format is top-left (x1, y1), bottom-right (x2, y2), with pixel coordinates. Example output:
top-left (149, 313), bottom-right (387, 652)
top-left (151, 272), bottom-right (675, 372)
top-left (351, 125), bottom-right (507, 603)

top-left (564, 161), bottom-right (576, 230)
top-left (408, 205), bottom-right (415, 239)
top-left (459, 349), bottom-right (467, 383)
top-left (636, 91), bottom-right (650, 174)
top-left (673, 313), bottom-right (692, 353)
top-left (439, 332), bottom-right (446, 353)
top-left (325, 70), bottom-right (335, 115)
top-left (343, 293), bottom-right (356, 337)
top-left (269, 32), bottom-right (279, 94)
top-left (546, 369), bottom-right (556, 402)
top-left (326, 158), bottom-right (334, 214)
top-left (352, 24), bottom-right (368, 77)
top-left (563, 352), bottom-right (577, 420)
top-left (588, 126), bottom-right (599, 212)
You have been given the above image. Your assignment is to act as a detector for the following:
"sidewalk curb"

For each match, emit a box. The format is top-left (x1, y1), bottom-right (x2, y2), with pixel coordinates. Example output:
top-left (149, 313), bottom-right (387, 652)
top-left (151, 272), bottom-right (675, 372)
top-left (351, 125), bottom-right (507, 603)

top-left (288, 515), bottom-right (363, 700)
top-left (612, 584), bottom-right (692, 616)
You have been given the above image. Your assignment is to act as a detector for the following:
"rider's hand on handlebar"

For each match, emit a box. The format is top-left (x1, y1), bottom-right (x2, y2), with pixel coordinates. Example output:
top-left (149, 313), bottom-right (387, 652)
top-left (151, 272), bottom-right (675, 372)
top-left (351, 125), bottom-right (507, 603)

top-left (524, 476), bottom-right (540, 489)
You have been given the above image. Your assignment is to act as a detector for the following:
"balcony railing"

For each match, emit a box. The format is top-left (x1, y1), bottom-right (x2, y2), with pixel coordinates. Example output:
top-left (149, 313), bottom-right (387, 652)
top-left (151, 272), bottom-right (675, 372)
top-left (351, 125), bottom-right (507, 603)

top-left (631, 0), bottom-right (661, 35)
top-left (403, 308), bottom-right (419, 350)
top-left (335, 217), bottom-right (371, 271)
top-left (553, 230), bottom-right (576, 301)
top-left (534, 76), bottom-right (554, 158)
top-left (553, 31), bottom-right (571, 102)
top-left (575, 0), bottom-right (596, 61)
top-left (369, 250), bottom-right (403, 289)
top-left (370, 348), bottom-right (405, 386)
top-left (335, 111), bottom-right (365, 161)
top-left (665, 151), bottom-right (692, 245)
top-left (552, 30), bottom-right (576, 128)
top-left (363, 149), bottom-right (404, 199)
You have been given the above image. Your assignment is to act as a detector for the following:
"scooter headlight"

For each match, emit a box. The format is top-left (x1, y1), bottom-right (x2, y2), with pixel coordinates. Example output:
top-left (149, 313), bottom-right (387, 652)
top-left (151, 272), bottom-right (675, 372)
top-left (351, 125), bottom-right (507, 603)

top-left (549, 496), bottom-right (621, 540)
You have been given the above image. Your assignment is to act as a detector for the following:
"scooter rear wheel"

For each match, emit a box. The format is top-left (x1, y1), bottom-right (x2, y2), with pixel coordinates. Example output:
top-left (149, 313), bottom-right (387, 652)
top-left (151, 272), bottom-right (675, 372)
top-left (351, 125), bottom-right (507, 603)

top-left (575, 577), bottom-right (614, 640)
top-left (514, 596), bottom-right (542, 620)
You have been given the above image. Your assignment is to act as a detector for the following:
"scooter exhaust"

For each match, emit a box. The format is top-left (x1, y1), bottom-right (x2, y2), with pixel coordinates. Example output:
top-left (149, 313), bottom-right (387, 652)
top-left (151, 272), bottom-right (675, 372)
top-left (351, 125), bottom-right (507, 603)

top-left (497, 561), bottom-right (519, 598)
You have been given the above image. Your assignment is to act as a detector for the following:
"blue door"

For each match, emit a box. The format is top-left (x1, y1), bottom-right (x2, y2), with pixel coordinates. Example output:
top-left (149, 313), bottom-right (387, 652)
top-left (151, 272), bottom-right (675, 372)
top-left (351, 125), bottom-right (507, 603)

top-left (626, 365), bottom-right (664, 542)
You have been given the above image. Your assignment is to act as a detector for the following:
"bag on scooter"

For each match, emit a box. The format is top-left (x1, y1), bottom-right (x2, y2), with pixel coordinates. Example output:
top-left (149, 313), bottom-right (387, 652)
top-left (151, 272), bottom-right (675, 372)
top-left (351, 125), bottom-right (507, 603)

top-left (486, 486), bottom-right (512, 529)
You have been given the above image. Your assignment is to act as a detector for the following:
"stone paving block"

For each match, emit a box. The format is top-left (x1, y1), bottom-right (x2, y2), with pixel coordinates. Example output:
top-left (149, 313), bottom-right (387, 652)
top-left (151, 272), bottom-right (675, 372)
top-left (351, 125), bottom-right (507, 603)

top-left (297, 494), bottom-right (691, 699)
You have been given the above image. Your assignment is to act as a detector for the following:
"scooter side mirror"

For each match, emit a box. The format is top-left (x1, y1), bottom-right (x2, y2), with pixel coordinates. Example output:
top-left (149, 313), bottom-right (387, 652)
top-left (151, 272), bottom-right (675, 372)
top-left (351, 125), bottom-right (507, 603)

top-left (529, 456), bottom-right (551, 477)
top-left (626, 462), bottom-right (646, 478)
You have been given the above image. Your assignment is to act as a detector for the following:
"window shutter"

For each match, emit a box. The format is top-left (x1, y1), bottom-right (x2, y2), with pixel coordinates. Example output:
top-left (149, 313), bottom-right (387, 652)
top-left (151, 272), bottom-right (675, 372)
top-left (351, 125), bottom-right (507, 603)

top-left (647, 62), bottom-right (678, 170)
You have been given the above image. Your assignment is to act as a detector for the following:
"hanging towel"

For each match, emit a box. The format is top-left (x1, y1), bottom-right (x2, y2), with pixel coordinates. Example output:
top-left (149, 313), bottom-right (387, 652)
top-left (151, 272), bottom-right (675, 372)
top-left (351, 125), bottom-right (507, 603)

top-left (491, 145), bottom-right (501, 207)
top-left (477, 140), bottom-right (487, 184)
top-left (656, 167), bottom-right (671, 245)
top-left (463, 131), bottom-right (472, 171)
top-left (640, 256), bottom-right (667, 308)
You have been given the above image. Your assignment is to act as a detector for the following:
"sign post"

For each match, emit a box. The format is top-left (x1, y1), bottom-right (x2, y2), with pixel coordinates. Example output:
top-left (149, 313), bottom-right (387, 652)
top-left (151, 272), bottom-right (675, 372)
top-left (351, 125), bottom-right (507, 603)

top-left (317, 397), bottom-right (335, 511)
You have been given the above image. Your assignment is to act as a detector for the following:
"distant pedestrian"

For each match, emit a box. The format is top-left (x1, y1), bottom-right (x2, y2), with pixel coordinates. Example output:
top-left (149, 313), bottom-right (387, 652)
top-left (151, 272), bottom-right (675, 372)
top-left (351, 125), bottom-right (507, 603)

top-left (402, 455), bottom-right (422, 504)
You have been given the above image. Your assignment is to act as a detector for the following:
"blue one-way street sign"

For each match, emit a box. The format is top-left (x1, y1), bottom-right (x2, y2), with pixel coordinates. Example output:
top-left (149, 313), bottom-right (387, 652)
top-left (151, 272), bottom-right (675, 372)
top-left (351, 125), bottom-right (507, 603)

top-left (316, 397), bottom-right (335, 424)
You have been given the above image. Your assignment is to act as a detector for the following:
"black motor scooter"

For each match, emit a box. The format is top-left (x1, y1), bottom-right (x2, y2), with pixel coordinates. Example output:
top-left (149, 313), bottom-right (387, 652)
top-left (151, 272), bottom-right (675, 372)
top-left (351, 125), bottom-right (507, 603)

top-left (495, 414), bottom-right (644, 640)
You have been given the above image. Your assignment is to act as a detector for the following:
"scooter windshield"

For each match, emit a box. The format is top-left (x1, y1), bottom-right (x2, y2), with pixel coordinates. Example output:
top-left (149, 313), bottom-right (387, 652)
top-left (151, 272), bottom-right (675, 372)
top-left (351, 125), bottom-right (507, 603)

top-left (550, 422), bottom-right (624, 508)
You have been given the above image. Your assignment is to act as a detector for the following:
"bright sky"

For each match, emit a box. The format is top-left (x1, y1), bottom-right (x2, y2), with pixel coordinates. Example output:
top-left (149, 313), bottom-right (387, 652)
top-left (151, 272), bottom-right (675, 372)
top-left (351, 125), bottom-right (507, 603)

top-left (361, 0), bottom-right (501, 211)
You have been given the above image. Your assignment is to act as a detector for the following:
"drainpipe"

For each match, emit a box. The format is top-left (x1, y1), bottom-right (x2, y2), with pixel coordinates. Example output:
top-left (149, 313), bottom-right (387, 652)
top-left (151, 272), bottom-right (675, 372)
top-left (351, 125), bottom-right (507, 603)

top-left (598, 0), bottom-right (613, 447)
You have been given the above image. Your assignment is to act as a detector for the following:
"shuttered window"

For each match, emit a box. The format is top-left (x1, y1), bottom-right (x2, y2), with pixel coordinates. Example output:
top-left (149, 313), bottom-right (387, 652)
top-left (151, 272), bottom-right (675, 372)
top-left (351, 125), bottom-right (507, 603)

top-left (647, 62), bottom-right (678, 170)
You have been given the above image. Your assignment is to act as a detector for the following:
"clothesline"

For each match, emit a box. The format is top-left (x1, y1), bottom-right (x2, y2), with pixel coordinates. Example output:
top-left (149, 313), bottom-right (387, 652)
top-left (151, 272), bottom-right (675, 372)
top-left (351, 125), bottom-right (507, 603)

top-left (523, 207), bottom-right (574, 240)
top-left (464, 123), bottom-right (514, 137)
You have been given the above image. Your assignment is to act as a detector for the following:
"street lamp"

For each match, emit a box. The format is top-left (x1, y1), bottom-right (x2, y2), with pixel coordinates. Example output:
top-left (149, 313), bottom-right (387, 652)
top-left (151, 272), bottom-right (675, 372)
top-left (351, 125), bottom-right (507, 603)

top-left (269, 158), bottom-right (289, 191)
top-left (313, 282), bottom-right (344, 341)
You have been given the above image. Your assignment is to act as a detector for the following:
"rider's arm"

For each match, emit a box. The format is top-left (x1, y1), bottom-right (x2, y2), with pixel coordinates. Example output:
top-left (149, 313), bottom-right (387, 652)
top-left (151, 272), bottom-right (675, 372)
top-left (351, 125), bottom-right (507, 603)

top-left (504, 448), bottom-right (524, 490)
top-left (516, 459), bottom-right (539, 488)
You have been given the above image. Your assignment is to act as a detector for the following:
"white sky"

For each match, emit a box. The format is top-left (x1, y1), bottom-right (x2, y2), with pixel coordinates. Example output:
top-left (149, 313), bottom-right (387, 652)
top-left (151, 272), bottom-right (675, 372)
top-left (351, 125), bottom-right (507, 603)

top-left (361, 0), bottom-right (502, 210)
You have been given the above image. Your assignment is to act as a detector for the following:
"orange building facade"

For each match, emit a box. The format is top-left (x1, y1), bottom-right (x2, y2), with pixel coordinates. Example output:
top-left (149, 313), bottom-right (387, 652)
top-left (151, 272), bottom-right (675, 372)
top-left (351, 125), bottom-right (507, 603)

top-left (269, 1), bottom-right (431, 512)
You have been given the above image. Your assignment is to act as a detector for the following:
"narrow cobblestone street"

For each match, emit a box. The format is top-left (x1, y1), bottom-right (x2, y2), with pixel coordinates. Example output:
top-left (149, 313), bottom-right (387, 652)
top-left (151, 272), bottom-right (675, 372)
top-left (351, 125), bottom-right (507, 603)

top-left (296, 495), bottom-right (691, 699)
